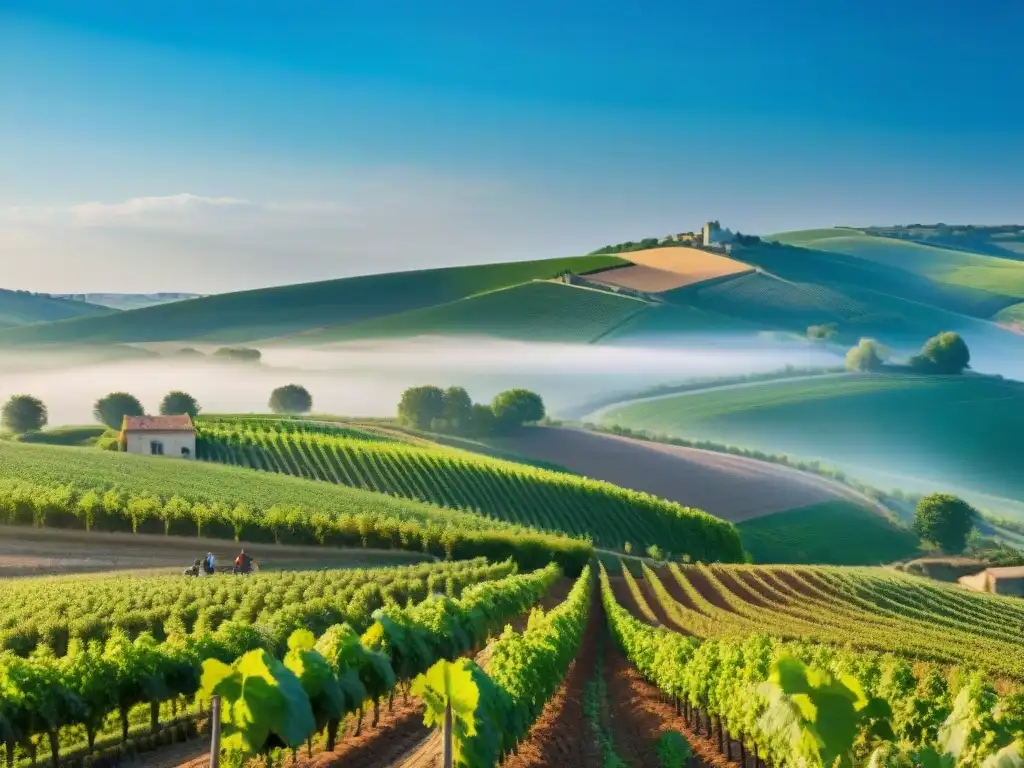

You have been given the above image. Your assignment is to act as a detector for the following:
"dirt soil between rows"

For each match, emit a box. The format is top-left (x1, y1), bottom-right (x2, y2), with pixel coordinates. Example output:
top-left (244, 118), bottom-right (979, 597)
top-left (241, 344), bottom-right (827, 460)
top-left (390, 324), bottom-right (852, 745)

top-left (0, 526), bottom-right (432, 578)
top-left (500, 585), bottom-right (603, 768)
top-left (489, 427), bottom-right (863, 522)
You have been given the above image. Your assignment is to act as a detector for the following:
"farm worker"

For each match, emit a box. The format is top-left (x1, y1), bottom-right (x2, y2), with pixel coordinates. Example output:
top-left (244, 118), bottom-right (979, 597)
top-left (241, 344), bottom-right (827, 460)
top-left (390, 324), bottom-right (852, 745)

top-left (235, 549), bottom-right (253, 574)
top-left (204, 552), bottom-right (215, 574)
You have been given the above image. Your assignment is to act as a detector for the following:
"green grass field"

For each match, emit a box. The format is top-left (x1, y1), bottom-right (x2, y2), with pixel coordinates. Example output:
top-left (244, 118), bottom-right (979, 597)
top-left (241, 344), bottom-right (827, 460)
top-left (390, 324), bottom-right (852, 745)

top-left (675, 271), bottom-right (894, 331)
top-left (769, 229), bottom-right (1024, 315)
top-left (288, 281), bottom-right (649, 344)
top-left (0, 256), bottom-right (624, 345)
top-left (598, 300), bottom-right (755, 341)
top-left (0, 290), bottom-right (113, 328)
top-left (600, 373), bottom-right (1024, 509)
top-left (736, 500), bottom-right (920, 564)
top-left (8, 425), bottom-right (108, 447)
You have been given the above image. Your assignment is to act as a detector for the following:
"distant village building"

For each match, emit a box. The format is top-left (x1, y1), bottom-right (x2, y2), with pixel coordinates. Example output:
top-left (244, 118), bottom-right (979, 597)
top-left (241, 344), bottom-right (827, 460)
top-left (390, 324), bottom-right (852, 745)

top-left (958, 566), bottom-right (1024, 598)
top-left (120, 415), bottom-right (196, 459)
top-left (702, 221), bottom-right (735, 247)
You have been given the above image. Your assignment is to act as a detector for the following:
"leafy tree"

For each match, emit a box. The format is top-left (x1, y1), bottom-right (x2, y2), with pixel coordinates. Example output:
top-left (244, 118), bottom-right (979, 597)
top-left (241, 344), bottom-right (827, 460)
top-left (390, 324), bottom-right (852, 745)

top-left (466, 404), bottom-right (497, 436)
top-left (159, 391), bottom-right (200, 418)
top-left (398, 385), bottom-right (445, 429)
top-left (1, 395), bottom-right (48, 434)
top-left (846, 339), bottom-right (886, 372)
top-left (491, 389), bottom-right (545, 432)
top-left (442, 387), bottom-right (473, 432)
top-left (914, 493), bottom-right (977, 554)
top-left (910, 332), bottom-right (971, 374)
top-left (93, 392), bottom-right (144, 430)
top-left (269, 384), bottom-right (312, 414)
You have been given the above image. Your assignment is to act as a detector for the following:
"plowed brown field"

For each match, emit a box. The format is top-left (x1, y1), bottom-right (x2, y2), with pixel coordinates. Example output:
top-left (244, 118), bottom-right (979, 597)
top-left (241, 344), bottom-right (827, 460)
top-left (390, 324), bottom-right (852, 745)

top-left (588, 248), bottom-right (753, 293)
top-left (489, 427), bottom-right (863, 522)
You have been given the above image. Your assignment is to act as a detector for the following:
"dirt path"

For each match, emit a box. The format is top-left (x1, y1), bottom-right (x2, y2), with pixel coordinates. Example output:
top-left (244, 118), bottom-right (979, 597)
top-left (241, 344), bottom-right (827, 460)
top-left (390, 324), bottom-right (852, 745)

top-left (0, 526), bottom-right (430, 578)
top-left (489, 427), bottom-right (875, 523)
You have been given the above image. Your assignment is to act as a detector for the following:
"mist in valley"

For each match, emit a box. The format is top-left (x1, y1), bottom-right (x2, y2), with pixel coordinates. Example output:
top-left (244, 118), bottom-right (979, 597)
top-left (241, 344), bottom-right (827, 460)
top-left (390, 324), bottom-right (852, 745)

top-left (0, 336), bottom-right (840, 426)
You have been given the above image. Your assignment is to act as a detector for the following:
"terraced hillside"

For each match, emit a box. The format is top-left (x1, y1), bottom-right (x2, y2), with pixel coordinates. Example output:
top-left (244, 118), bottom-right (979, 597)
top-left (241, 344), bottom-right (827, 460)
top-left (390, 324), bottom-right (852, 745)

top-left (284, 280), bottom-right (650, 344)
top-left (193, 417), bottom-right (742, 559)
top-left (0, 255), bottom-right (624, 345)
top-left (600, 372), bottom-right (1024, 509)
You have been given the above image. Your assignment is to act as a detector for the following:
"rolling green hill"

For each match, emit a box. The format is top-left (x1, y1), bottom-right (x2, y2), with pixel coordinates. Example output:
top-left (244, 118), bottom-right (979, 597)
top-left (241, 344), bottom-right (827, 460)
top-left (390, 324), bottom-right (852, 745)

top-left (736, 500), bottom-right (920, 565)
top-left (281, 280), bottom-right (650, 345)
top-left (54, 292), bottom-right (201, 310)
top-left (192, 417), bottom-right (742, 557)
top-left (767, 228), bottom-right (1024, 316)
top-left (861, 223), bottom-right (1024, 261)
top-left (0, 290), bottom-right (113, 328)
top-left (0, 256), bottom-right (624, 345)
top-left (598, 300), bottom-right (755, 342)
top-left (599, 372), bottom-right (1024, 511)
top-left (4, 233), bottom-right (1024, 360)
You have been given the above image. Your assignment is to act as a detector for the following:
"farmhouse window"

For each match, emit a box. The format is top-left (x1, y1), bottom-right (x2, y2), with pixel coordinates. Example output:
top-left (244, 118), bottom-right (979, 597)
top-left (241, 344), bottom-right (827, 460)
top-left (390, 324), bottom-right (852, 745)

top-left (150, 441), bottom-right (165, 455)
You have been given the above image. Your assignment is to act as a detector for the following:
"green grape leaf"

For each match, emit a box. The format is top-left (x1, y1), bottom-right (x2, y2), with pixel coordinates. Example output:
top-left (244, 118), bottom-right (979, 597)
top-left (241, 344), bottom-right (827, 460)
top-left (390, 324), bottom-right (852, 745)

top-left (412, 658), bottom-right (480, 736)
top-left (201, 649), bottom-right (315, 758)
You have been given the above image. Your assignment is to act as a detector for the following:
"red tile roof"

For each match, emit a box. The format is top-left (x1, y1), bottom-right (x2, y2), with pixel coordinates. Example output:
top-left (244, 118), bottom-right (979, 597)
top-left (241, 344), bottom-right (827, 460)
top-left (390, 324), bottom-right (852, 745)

top-left (122, 415), bottom-right (195, 432)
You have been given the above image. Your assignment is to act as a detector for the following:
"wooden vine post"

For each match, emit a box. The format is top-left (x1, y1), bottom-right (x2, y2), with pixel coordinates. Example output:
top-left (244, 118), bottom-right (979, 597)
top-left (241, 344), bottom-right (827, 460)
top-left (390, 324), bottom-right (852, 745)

top-left (209, 695), bottom-right (222, 768)
top-left (442, 702), bottom-right (454, 768)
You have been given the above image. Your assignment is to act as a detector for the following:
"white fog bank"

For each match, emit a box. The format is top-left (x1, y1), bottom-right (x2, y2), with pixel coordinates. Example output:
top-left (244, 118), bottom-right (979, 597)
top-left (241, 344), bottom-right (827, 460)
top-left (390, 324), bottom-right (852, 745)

top-left (0, 337), bottom-right (841, 426)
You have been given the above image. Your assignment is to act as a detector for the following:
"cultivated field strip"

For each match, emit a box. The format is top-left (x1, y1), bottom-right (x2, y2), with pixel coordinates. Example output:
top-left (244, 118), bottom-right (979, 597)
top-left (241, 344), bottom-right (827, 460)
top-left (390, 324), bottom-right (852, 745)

top-left (601, 564), bottom-right (1023, 768)
top-left (0, 440), bottom-right (592, 573)
top-left (194, 418), bottom-right (743, 560)
top-left (637, 563), bottom-right (1024, 679)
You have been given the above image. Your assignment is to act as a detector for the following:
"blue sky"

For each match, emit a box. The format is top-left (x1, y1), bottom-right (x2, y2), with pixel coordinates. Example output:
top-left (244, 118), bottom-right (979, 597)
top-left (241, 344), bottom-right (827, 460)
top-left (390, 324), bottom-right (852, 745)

top-left (2, 1), bottom-right (1023, 292)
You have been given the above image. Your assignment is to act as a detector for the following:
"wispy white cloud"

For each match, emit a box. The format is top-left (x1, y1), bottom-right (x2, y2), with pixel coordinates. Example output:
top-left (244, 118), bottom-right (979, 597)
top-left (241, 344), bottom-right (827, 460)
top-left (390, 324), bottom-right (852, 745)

top-left (0, 167), bottom-right (696, 293)
top-left (69, 193), bottom-right (251, 227)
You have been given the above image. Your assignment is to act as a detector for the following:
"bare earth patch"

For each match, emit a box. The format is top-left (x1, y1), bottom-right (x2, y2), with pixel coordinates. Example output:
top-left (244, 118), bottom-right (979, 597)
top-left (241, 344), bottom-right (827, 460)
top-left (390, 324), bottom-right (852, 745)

top-left (489, 427), bottom-right (863, 523)
top-left (588, 247), bottom-right (753, 293)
